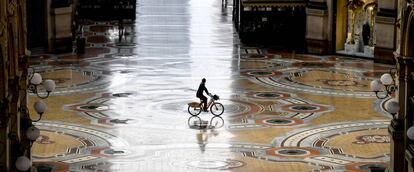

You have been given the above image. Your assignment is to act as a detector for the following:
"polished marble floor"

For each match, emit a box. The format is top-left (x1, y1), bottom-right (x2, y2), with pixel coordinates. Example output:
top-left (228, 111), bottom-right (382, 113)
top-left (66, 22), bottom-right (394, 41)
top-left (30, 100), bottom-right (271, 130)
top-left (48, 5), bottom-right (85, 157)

top-left (29, 0), bottom-right (392, 171)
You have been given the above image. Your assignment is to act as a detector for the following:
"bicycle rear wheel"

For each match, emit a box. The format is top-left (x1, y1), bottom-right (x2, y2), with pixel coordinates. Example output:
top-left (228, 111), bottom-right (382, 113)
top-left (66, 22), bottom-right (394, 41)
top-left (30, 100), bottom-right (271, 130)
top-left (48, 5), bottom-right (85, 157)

top-left (188, 116), bottom-right (202, 129)
top-left (210, 103), bottom-right (224, 116)
top-left (188, 105), bottom-right (202, 116)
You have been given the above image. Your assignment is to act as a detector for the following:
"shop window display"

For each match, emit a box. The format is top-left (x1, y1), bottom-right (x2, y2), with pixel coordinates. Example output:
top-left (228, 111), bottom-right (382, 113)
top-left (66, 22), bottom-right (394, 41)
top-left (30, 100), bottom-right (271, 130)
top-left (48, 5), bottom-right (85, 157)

top-left (338, 0), bottom-right (377, 58)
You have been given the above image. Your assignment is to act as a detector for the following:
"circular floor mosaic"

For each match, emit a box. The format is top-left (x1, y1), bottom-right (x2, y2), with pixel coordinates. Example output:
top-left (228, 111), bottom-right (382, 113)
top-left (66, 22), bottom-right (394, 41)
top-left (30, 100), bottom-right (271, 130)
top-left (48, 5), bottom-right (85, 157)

top-left (186, 159), bottom-right (244, 170)
top-left (265, 147), bottom-right (320, 159)
top-left (255, 117), bottom-right (304, 127)
top-left (252, 68), bottom-right (376, 97)
top-left (241, 70), bottom-right (282, 77)
top-left (225, 120), bottom-right (390, 170)
top-left (245, 91), bottom-right (291, 101)
top-left (32, 120), bottom-right (128, 163)
top-left (66, 92), bottom-right (138, 127)
top-left (31, 67), bottom-right (111, 95)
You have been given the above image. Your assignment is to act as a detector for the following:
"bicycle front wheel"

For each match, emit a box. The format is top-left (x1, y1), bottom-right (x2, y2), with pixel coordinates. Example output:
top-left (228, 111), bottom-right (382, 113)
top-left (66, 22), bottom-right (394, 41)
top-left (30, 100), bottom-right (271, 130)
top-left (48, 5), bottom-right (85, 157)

top-left (210, 103), bottom-right (224, 116)
top-left (210, 116), bottom-right (224, 128)
top-left (188, 105), bottom-right (202, 116)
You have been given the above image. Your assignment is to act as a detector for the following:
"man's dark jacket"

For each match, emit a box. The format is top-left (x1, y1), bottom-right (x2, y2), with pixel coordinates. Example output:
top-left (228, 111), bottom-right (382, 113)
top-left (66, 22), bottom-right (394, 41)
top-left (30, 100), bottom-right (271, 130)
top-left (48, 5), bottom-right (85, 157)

top-left (196, 83), bottom-right (209, 97)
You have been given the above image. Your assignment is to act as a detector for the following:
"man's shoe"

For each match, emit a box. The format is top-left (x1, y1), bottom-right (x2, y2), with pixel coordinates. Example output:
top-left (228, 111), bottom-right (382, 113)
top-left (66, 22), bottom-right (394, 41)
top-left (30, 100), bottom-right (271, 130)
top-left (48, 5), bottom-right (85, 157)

top-left (203, 110), bottom-right (209, 112)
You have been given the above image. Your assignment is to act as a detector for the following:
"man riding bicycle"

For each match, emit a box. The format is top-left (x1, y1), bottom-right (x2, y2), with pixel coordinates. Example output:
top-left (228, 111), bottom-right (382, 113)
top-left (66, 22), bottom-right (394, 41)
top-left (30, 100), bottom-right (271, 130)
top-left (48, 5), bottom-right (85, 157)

top-left (196, 78), bottom-right (210, 112)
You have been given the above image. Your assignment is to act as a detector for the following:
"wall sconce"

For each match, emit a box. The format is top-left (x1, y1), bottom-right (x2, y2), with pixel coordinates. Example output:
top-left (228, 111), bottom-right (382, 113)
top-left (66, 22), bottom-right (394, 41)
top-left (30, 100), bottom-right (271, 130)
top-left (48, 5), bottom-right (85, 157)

top-left (12, 125), bottom-right (40, 171)
top-left (384, 99), bottom-right (400, 118)
top-left (19, 100), bottom-right (46, 122)
top-left (370, 68), bottom-right (400, 118)
top-left (407, 126), bottom-right (414, 140)
top-left (15, 156), bottom-right (31, 171)
top-left (28, 68), bottom-right (56, 99)
top-left (26, 126), bottom-right (40, 142)
top-left (370, 68), bottom-right (397, 99)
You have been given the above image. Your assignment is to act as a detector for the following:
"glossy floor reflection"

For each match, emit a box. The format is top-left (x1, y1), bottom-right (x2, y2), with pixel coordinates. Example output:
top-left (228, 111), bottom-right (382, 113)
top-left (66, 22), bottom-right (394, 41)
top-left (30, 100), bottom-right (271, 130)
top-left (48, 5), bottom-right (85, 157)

top-left (30, 0), bottom-right (392, 171)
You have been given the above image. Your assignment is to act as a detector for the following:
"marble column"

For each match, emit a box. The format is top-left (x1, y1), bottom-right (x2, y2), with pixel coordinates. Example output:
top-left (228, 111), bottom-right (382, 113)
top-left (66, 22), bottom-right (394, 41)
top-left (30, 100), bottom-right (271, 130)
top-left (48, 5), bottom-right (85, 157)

top-left (407, 59), bottom-right (414, 172)
top-left (390, 54), bottom-right (411, 172)
top-left (406, 59), bottom-right (414, 172)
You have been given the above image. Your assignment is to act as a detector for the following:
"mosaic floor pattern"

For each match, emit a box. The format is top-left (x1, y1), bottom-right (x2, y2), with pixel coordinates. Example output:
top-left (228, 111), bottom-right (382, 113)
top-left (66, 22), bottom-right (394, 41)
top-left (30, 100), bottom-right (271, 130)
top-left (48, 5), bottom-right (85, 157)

top-left (29, 0), bottom-right (392, 171)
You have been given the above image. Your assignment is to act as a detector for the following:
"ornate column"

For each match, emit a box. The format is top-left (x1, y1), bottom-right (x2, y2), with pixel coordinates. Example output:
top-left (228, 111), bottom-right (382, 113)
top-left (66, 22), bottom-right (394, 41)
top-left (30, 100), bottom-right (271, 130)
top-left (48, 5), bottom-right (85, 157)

top-left (405, 57), bottom-right (414, 172)
top-left (305, 0), bottom-right (331, 54)
top-left (389, 54), bottom-right (408, 172)
top-left (374, 0), bottom-right (398, 64)
top-left (403, 2), bottom-right (414, 171)
top-left (0, 0), bottom-right (29, 171)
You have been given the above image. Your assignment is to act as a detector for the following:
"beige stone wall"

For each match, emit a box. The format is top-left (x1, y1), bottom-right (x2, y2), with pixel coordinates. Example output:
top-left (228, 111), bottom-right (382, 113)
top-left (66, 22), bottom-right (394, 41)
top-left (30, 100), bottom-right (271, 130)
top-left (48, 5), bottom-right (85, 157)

top-left (375, 16), bottom-right (396, 49)
top-left (306, 9), bottom-right (328, 40)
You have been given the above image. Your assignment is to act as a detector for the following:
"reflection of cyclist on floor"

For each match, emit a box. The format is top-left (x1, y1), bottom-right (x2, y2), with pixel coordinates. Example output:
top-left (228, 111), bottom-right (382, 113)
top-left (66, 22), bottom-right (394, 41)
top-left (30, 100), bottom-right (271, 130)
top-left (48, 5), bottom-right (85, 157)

top-left (196, 78), bottom-right (210, 112)
top-left (196, 128), bottom-right (219, 152)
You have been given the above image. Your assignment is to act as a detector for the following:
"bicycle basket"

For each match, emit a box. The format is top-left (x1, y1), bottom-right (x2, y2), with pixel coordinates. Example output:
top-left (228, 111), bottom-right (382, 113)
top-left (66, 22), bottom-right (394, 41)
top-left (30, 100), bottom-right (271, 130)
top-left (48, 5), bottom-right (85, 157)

top-left (213, 95), bottom-right (219, 100)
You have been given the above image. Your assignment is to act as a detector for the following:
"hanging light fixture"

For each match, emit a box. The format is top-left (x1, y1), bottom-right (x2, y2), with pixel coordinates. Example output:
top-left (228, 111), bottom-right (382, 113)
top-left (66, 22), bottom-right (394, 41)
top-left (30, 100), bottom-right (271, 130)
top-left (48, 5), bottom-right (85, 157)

top-left (407, 126), bottom-right (414, 141)
top-left (384, 99), bottom-right (400, 118)
top-left (26, 126), bottom-right (40, 141)
top-left (22, 68), bottom-right (54, 122)
top-left (370, 68), bottom-right (400, 118)
top-left (15, 156), bottom-right (31, 171)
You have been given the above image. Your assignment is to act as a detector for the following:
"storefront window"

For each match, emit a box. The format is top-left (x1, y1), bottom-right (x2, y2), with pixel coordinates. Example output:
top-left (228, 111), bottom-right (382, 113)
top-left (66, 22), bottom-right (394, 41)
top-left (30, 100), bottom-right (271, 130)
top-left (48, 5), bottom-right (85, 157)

top-left (336, 0), bottom-right (377, 58)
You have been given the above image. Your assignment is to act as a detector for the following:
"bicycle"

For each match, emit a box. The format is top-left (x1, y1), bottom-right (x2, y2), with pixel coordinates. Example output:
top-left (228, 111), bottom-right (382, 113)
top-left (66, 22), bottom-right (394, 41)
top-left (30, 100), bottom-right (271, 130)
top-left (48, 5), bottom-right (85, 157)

top-left (187, 94), bottom-right (224, 116)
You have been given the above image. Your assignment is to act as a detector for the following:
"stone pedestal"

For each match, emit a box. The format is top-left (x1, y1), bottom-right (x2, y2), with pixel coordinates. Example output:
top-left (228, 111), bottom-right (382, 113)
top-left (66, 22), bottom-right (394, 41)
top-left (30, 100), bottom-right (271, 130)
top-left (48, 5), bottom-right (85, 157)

top-left (344, 43), bottom-right (358, 54)
top-left (364, 46), bottom-right (375, 57)
top-left (389, 119), bottom-right (406, 172)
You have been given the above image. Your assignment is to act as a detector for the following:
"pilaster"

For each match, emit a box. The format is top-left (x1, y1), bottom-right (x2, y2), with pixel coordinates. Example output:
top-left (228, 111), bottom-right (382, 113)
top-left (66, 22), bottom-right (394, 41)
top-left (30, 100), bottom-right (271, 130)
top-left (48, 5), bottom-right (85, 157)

top-left (405, 57), bottom-right (414, 172)
top-left (305, 1), bottom-right (330, 54)
top-left (374, 1), bottom-right (397, 64)
top-left (50, 4), bottom-right (73, 53)
top-left (389, 118), bottom-right (406, 172)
